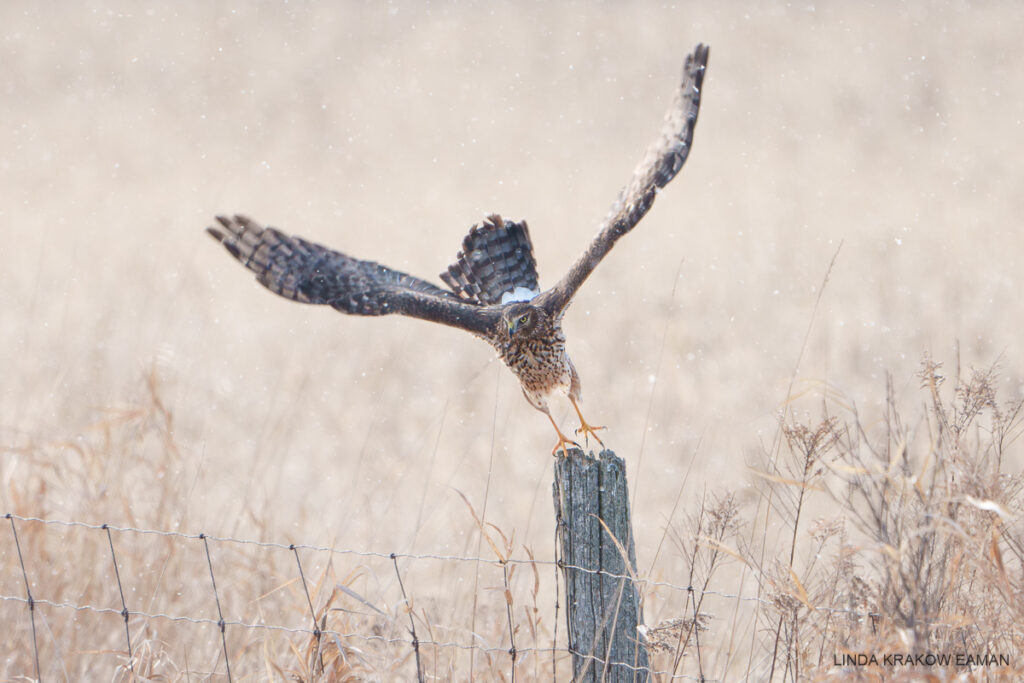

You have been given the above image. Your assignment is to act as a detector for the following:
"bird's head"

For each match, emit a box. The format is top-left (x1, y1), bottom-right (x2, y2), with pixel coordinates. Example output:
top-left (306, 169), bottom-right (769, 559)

top-left (501, 302), bottom-right (545, 338)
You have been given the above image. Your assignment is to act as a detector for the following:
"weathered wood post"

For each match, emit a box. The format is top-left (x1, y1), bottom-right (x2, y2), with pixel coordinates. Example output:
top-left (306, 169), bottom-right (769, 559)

top-left (553, 448), bottom-right (649, 682)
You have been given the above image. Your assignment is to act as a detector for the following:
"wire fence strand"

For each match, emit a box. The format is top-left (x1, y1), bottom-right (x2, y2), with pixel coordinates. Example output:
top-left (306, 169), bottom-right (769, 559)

top-left (0, 591), bottom-right (713, 681)
top-left (6, 515), bottom-right (41, 682)
top-left (200, 533), bottom-right (233, 683)
top-left (4, 513), bottom-right (1021, 680)
top-left (103, 524), bottom-right (134, 674)
top-left (0, 513), bottom-right (770, 605)
top-left (292, 544), bottom-right (324, 674)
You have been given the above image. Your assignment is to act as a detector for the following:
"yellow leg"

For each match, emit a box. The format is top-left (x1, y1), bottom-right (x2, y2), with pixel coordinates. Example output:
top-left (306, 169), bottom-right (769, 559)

top-left (570, 397), bottom-right (605, 447)
top-left (546, 412), bottom-right (580, 456)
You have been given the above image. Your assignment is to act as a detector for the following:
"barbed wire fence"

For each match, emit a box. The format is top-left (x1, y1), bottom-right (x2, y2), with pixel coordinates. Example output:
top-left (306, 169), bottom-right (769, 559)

top-left (4, 513), bottom-right (1020, 681)
top-left (2, 513), bottom-right (728, 681)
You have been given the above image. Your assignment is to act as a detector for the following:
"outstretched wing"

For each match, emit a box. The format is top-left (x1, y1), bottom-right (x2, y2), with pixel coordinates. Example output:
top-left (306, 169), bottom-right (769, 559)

top-left (207, 214), bottom-right (500, 335)
top-left (535, 43), bottom-right (708, 317)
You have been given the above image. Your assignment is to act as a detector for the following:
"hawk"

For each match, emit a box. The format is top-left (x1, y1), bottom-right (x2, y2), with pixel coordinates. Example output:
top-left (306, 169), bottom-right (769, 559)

top-left (208, 44), bottom-right (708, 455)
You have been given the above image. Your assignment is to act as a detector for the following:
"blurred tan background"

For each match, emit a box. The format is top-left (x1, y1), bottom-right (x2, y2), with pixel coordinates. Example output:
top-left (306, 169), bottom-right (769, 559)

top-left (2, 0), bottom-right (1022, 630)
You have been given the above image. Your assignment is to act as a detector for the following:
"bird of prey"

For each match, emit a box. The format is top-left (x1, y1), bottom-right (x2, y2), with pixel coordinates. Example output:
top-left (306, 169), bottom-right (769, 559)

top-left (207, 44), bottom-right (708, 455)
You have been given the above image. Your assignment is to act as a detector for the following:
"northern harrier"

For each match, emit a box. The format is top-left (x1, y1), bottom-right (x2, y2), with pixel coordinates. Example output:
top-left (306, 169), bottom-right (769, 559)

top-left (208, 44), bottom-right (708, 455)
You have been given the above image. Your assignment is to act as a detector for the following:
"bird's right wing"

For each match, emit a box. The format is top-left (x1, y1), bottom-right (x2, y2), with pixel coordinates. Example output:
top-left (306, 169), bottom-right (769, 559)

top-left (207, 214), bottom-right (501, 335)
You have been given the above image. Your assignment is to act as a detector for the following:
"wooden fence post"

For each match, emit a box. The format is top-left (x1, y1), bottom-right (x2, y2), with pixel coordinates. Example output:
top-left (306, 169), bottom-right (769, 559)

top-left (553, 448), bottom-right (649, 682)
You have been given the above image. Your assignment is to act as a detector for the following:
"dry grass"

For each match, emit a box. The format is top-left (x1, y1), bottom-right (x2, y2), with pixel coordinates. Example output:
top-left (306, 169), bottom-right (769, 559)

top-left (740, 357), bottom-right (1024, 680)
top-left (3, 1), bottom-right (1024, 680)
top-left (6, 356), bottom-right (1023, 679)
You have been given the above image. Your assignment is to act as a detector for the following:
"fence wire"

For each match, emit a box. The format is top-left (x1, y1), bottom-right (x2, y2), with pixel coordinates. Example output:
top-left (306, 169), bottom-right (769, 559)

top-left (1, 513), bottom-right (763, 603)
top-left (3, 513), bottom-right (1020, 681)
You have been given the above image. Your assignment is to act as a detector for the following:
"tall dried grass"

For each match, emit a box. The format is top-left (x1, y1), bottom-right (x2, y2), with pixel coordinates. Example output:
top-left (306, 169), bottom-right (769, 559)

top-left (736, 356), bottom-right (1024, 680)
top-left (4, 352), bottom-right (1022, 680)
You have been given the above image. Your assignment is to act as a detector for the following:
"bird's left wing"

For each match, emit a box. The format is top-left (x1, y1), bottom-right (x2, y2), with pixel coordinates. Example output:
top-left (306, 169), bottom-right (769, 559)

top-left (207, 214), bottom-right (501, 335)
top-left (536, 43), bottom-right (708, 317)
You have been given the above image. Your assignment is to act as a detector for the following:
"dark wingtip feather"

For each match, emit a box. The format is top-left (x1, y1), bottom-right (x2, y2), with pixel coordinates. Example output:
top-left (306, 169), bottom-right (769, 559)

top-left (687, 43), bottom-right (709, 87)
top-left (206, 218), bottom-right (242, 259)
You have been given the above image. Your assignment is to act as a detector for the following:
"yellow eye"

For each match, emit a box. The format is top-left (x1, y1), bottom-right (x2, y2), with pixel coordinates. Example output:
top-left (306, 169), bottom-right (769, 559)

top-left (518, 314), bottom-right (529, 325)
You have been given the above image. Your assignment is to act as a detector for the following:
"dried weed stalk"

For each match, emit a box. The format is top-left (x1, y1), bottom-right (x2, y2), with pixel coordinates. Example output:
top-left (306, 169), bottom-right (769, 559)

top-left (751, 357), bottom-right (1024, 680)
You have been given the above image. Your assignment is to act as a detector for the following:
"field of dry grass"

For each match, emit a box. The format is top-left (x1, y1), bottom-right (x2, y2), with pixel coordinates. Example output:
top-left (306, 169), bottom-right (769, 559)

top-left (2, 1), bottom-right (1024, 680)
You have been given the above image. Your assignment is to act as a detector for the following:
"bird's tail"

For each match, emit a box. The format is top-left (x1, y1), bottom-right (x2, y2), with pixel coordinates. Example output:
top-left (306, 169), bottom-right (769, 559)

top-left (440, 214), bottom-right (540, 306)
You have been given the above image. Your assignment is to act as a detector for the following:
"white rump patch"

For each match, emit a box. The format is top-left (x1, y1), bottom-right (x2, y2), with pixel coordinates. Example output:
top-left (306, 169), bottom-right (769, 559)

top-left (500, 286), bottom-right (539, 305)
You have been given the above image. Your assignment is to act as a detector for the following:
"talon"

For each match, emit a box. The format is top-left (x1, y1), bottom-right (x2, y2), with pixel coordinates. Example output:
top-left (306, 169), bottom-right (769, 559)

top-left (575, 422), bottom-right (606, 447)
top-left (570, 397), bottom-right (605, 449)
top-left (545, 412), bottom-right (579, 456)
top-left (551, 435), bottom-right (581, 457)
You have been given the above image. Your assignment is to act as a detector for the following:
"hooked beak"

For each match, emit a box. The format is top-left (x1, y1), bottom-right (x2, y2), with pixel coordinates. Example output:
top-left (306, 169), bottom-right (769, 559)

top-left (506, 318), bottom-right (518, 335)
